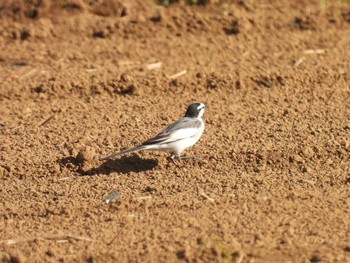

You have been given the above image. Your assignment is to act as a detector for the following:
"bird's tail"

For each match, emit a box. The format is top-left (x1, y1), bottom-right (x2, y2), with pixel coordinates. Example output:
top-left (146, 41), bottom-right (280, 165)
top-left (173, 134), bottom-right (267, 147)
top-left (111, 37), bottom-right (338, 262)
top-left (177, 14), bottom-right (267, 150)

top-left (99, 145), bottom-right (148, 161)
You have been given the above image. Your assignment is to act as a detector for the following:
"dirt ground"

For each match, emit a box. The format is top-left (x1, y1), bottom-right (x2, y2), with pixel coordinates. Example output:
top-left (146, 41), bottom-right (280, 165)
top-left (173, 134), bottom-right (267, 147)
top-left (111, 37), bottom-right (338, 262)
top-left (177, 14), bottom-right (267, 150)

top-left (0, 0), bottom-right (350, 262)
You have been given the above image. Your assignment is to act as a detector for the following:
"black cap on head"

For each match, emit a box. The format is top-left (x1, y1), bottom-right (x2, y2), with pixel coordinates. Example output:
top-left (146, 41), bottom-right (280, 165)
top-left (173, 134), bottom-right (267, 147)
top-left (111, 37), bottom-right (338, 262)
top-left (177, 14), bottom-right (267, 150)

top-left (184, 103), bottom-right (206, 118)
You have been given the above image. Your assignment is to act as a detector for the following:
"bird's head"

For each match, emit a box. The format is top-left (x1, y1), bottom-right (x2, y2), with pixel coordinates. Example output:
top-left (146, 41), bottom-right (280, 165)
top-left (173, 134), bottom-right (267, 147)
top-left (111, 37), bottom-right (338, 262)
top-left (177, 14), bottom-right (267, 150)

top-left (184, 103), bottom-right (206, 118)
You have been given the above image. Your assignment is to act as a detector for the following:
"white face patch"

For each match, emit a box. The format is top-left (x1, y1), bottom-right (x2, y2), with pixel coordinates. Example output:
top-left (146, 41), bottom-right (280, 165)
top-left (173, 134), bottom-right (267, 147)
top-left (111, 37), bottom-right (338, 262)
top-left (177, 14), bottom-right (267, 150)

top-left (197, 103), bottom-right (206, 118)
top-left (197, 103), bottom-right (205, 111)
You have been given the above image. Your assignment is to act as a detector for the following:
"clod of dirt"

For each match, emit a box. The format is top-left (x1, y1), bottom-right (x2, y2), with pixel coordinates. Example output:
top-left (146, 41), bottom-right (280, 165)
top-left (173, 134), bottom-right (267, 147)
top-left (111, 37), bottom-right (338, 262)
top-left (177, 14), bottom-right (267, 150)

top-left (120, 73), bottom-right (132, 82)
top-left (46, 249), bottom-right (54, 257)
top-left (90, 0), bottom-right (127, 17)
top-left (0, 252), bottom-right (10, 262)
top-left (144, 186), bottom-right (157, 193)
top-left (176, 249), bottom-right (189, 260)
top-left (31, 85), bottom-right (44, 93)
top-left (75, 147), bottom-right (98, 173)
top-left (118, 84), bottom-right (137, 95)
top-left (76, 147), bottom-right (96, 164)
top-left (25, 9), bottom-right (38, 19)
top-left (0, 166), bottom-right (6, 176)
top-left (302, 147), bottom-right (314, 158)
top-left (170, 78), bottom-right (180, 87)
top-left (108, 75), bottom-right (139, 96)
top-left (205, 73), bottom-right (230, 90)
top-left (61, 1), bottom-right (82, 11)
top-left (90, 84), bottom-right (104, 94)
top-left (345, 177), bottom-right (350, 185)
top-left (276, 75), bottom-right (285, 85)
top-left (224, 19), bottom-right (239, 35)
top-left (301, 166), bottom-right (309, 173)
top-left (195, 72), bottom-right (203, 78)
top-left (289, 154), bottom-right (304, 164)
top-left (92, 31), bottom-right (106, 38)
top-left (10, 254), bottom-right (26, 263)
top-left (341, 10), bottom-right (350, 23)
top-left (289, 16), bottom-right (315, 30)
top-left (150, 13), bottom-right (162, 23)
top-left (20, 30), bottom-right (30, 40)
top-left (235, 80), bottom-right (242, 89)
top-left (310, 255), bottom-right (321, 263)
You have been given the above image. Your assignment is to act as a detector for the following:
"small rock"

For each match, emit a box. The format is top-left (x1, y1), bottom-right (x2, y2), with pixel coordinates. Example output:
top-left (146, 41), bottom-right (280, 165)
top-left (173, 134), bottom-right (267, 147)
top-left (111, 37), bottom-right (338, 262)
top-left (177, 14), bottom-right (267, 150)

top-left (120, 73), bottom-right (131, 82)
top-left (259, 79), bottom-right (272, 88)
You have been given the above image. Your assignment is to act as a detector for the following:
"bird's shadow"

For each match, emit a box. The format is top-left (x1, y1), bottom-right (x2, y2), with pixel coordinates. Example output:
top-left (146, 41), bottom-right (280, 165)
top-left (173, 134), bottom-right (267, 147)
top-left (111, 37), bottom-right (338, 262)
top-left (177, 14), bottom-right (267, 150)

top-left (58, 155), bottom-right (158, 176)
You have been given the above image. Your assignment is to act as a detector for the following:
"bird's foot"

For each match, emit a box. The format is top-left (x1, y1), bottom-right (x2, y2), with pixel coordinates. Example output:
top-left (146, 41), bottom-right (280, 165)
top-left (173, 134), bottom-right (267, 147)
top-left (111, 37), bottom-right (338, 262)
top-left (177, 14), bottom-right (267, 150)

top-left (167, 155), bottom-right (180, 168)
top-left (179, 155), bottom-right (202, 162)
top-left (167, 154), bottom-right (202, 167)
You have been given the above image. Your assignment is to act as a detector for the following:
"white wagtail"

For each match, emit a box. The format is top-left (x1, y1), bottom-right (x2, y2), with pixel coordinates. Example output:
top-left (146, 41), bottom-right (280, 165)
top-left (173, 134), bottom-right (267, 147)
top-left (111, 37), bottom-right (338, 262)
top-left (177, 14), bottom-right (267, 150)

top-left (99, 103), bottom-right (206, 164)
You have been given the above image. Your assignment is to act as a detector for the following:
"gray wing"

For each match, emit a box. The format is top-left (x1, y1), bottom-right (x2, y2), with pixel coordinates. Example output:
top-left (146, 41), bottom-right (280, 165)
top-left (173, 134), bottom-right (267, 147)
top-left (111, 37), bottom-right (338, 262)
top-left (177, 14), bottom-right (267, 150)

top-left (142, 117), bottom-right (203, 146)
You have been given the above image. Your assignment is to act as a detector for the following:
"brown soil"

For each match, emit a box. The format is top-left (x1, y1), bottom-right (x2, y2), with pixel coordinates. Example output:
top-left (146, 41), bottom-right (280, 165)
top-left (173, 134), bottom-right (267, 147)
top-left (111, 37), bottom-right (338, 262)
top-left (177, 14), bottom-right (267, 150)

top-left (1, 0), bottom-right (350, 262)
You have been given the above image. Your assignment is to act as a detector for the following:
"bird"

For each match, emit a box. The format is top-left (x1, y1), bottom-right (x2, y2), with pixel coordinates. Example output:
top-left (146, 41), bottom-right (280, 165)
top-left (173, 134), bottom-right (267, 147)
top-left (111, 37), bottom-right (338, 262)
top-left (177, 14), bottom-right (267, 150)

top-left (99, 103), bottom-right (206, 165)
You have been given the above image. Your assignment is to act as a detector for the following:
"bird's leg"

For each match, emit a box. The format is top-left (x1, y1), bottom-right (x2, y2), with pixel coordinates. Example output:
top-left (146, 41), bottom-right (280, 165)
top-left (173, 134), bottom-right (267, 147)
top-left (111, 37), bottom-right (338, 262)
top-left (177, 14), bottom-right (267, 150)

top-left (167, 153), bottom-right (180, 168)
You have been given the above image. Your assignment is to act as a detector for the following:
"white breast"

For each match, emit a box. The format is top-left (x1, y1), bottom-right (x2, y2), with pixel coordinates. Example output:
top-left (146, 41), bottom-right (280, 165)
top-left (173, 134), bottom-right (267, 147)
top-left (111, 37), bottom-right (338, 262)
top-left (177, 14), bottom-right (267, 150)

top-left (163, 119), bottom-right (205, 155)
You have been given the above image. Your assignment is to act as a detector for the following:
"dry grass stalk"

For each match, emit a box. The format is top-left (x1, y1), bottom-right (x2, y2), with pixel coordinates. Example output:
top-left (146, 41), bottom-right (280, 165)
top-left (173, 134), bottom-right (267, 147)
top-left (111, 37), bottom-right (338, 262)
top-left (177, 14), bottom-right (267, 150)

top-left (1, 235), bottom-right (93, 245)
top-left (169, 70), bottom-right (187, 80)
top-left (294, 57), bottom-right (304, 67)
top-left (303, 49), bottom-right (325, 55)
top-left (38, 115), bottom-right (54, 126)
top-left (200, 192), bottom-right (215, 203)
top-left (146, 62), bottom-right (162, 70)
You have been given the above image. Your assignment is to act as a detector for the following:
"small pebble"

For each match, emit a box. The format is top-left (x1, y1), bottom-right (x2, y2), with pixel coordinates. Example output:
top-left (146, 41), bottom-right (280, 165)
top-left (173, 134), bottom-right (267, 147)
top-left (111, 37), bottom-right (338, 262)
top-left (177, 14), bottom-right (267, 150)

top-left (259, 79), bottom-right (272, 88)
top-left (104, 189), bottom-right (121, 204)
